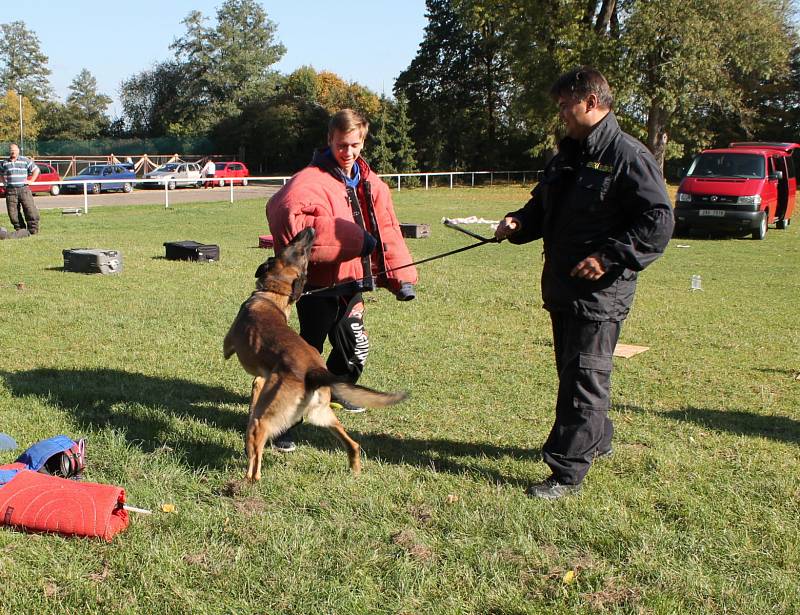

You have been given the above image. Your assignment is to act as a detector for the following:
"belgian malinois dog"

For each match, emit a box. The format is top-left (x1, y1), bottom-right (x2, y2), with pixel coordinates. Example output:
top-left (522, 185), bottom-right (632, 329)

top-left (223, 228), bottom-right (407, 481)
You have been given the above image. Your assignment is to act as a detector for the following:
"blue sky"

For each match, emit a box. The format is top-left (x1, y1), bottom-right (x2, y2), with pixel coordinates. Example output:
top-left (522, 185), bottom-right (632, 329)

top-left (2, 0), bottom-right (429, 116)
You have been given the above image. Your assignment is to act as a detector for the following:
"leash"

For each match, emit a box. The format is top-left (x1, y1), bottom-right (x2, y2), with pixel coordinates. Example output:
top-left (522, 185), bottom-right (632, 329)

top-left (301, 221), bottom-right (501, 297)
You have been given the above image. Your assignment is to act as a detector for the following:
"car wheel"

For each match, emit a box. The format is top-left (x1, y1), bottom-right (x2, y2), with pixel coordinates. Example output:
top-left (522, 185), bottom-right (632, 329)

top-left (50, 185), bottom-right (60, 196)
top-left (752, 212), bottom-right (768, 240)
top-left (242, 178), bottom-right (248, 186)
top-left (218, 179), bottom-right (225, 187)
top-left (91, 183), bottom-right (101, 194)
top-left (122, 182), bottom-right (133, 193)
top-left (167, 180), bottom-right (176, 191)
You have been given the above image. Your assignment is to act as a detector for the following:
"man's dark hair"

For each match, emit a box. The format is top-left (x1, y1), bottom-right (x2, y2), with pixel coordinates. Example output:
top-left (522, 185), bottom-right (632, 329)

top-left (550, 67), bottom-right (613, 109)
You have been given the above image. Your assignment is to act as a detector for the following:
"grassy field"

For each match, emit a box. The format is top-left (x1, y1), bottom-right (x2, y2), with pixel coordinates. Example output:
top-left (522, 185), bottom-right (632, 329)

top-left (0, 185), bottom-right (798, 614)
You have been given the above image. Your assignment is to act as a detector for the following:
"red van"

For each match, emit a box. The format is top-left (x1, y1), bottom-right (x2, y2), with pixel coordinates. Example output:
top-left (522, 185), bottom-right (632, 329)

top-left (674, 142), bottom-right (798, 239)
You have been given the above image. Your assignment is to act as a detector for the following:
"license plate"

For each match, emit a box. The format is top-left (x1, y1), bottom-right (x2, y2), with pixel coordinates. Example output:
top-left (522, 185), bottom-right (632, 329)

top-left (699, 209), bottom-right (725, 217)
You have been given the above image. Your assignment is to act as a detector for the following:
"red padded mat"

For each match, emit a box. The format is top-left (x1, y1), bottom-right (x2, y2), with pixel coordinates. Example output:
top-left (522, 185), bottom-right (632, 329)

top-left (0, 470), bottom-right (129, 541)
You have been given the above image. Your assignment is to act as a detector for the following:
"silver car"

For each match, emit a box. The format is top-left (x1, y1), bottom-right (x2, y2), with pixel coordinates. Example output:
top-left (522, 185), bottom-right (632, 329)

top-left (144, 162), bottom-right (202, 190)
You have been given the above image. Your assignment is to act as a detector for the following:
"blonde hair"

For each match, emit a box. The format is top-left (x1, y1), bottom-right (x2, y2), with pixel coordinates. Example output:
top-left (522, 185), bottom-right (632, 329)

top-left (328, 109), bottom-right (369, 141)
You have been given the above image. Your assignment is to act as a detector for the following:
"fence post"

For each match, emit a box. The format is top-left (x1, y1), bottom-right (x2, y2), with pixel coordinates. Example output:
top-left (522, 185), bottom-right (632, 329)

top-left (83, 182), bottom-right (88, 214)
top-left (425, 174), bottom-right (429, 190)
top-left (490, 172), bottom-right (493, 186)
top-left (507, 171), bottom-right (510, 182)
top-left (164, 180), bottom-right (169, 209)
top-left (522, 172), bottom-right (525, 184)
top-left (397, 174), bottom-right (401, 191)
top-left (229, 180), bottom-right (234, 204)
top-left (471, 172), bottom-right (475, 187)
top-left (450, 173), bottom-right (453, 189)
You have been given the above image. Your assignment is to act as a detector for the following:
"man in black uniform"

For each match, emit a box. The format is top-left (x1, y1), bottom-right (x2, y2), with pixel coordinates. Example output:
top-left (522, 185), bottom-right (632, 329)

top-left (495, 67), bottom-right (674, 499)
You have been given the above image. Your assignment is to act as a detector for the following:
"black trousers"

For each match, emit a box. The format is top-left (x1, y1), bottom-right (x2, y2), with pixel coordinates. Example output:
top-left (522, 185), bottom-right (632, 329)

top-left (280, 293), bottom-right (368, 440)
top-left (542, 312), bottom-right (622, 485)
top-left (5, 186), bottom-right (39, 232)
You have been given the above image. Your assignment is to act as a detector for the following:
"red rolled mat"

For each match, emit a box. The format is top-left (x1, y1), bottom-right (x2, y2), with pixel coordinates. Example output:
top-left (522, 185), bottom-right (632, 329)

top-left (0, 470), bottom-right (129, 541)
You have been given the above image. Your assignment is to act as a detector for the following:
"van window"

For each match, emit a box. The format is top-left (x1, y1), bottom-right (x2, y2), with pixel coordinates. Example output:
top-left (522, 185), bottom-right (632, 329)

top-left (786, 155), bottom-right (796, 179)
top-left (687, 153), bottom-right (765, 178)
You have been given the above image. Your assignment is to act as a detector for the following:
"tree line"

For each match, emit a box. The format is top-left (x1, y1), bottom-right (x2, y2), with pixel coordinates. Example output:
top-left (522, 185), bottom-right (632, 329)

top-left (2, 0), bottom-right (798, 177)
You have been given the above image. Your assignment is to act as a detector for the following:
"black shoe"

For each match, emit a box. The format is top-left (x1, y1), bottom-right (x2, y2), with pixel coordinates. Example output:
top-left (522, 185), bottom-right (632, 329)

top-left (595, 447), bottom-right (613, 460)
top-left (331, 395), bottom-right (366, 414)
top-left (525, 476), bottom-right (581, 500)
top-left (272, 436), bottom-right (296, 453)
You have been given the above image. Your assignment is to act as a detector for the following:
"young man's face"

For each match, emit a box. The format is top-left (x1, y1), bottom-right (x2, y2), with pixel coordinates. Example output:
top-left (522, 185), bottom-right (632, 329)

top-left (556, 94), bottom-right (596, 140)
top-left (329, 128), bottom-right (364, 175)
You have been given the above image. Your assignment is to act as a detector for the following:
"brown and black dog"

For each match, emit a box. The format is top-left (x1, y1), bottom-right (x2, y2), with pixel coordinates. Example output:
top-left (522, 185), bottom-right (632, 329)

top-left (223, 227), bottom-right (407, 481)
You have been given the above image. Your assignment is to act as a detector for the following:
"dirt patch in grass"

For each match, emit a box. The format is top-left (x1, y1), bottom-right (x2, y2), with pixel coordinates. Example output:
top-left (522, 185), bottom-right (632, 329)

top-left (391, 528), bottom-right (434, 563)
top-left (583, 578), bottom-right (642, 611)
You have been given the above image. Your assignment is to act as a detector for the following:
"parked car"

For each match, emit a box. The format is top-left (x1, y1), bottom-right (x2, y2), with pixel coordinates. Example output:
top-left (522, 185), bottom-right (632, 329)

top-left (0, 162), bottom-right (62, 196)
top-left (674, 142), bottom-right (799, 239)
top-left (213, 161), bottom-right (249, 186)
top-left (143, 162), bottom-right (202, 190)
top-left (61, 164), bottom-right (136, 194)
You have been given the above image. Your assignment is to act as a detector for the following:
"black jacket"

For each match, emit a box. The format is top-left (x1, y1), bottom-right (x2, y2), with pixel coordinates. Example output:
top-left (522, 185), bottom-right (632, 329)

top-left (507, 112), bottom-right (674, 321)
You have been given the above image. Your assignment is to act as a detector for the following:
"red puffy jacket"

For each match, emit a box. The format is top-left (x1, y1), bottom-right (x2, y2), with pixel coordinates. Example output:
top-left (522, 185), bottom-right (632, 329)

top-left (267, 152), bottom-right (417, 293)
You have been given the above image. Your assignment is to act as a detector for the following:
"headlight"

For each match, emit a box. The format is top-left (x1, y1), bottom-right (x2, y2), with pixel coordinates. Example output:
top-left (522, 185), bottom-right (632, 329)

top-left (738, 195), bottom-right (762, 207)
top-left (677, 192), bottom-right (692, 202)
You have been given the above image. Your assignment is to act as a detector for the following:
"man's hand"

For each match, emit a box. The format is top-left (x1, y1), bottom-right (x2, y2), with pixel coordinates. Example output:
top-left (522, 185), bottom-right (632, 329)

top-left (570, 253), bottom-right (607, 280)
top-left (494, 216), bottom-right (521, 240)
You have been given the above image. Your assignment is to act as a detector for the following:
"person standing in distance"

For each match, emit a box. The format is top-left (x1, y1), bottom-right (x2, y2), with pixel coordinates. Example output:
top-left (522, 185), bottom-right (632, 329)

top-left (1, 144), bottom-right (41, 234)
top-left (495, 67), bottom-right (674, 499)
top-left (266, 109), bottom-right (417, 452)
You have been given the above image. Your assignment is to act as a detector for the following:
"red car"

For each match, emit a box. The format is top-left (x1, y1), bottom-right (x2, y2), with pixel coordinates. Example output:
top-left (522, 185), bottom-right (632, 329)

top-left (0, 162), bottom-right (62, 196)
top-left (674, 142), bottom-right (798, 239)
top-left (214, 161), bottom-right (249, 186)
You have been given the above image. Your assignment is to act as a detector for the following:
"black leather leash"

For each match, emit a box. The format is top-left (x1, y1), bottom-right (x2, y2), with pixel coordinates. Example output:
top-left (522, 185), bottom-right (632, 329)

top-left (301, 221), bottom-right (500, 297)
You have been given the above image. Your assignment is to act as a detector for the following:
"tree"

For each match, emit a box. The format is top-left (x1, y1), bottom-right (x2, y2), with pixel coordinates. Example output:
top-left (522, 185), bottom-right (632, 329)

top-left (395, 0), bottom-right (518, 170)
top-left (0, 21), bottom-right (52, 104)
top-left (389, 94), bottom-right (418, 174)
top-left (168, 0), bottom-right (286, 134)
top-left (367, 97), bottom-right (395, 173)
top-left (63, 69), bottom-right (112, 139)
top-left (479, 0), bottom-right (795, 168)
top-left (0, 89), bottom-right (39, 144)
top-left (119, 61), bottom-right (187, 137)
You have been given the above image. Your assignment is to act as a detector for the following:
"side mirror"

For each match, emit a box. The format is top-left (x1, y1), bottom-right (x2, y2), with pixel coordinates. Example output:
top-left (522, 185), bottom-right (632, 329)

top-left (678, 167), bottom-right (686, 178)
top-left (769, 171), bottom-right (783, 181)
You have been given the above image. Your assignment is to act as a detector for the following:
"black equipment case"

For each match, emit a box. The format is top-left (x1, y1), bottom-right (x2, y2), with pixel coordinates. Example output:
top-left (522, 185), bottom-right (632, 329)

top-left (400, 223), bottom-right (431, 239)
top-left (163, 241), bottom-right (220, 262)
top-left (63, 249), bottom-right (123, 274)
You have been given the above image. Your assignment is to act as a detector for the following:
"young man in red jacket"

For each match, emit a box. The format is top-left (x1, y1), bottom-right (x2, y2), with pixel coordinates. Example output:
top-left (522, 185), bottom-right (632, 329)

top-left (267, 109), bottom-right (417, 452)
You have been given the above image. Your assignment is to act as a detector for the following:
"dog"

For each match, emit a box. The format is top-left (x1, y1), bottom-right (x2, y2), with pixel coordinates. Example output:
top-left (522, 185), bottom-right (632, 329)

top-left (223, 227), bottom-right (407, 481)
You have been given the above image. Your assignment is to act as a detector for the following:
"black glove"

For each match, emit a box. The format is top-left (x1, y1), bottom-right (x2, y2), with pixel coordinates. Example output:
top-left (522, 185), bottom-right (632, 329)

top-left (360, 231), bottom-right (377, 256)
top-left (395, 282), bottom-right (416, 301)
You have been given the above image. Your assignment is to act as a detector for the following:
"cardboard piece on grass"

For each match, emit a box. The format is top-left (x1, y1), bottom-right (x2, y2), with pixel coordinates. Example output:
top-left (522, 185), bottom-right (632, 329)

top-left (613, 344), bottom-right (650, 358)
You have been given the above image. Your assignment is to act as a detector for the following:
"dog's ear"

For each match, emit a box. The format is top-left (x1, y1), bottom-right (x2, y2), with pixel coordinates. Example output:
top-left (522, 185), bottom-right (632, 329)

top-left (255, 257), bottom-right (275, 279)
top-left (290, 271), bottom-right (307, 302)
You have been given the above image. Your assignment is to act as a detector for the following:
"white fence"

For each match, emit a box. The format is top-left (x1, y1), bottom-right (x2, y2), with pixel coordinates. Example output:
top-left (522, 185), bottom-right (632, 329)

top-left (18, 170), bottom-right (538, 214)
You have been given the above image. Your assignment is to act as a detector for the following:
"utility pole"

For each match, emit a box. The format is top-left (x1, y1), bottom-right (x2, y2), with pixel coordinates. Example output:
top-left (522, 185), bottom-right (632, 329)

top-left (18, 92), bottom-right (24, 154)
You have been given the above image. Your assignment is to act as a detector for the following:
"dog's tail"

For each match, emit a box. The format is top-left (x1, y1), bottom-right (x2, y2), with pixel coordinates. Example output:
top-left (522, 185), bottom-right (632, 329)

top-left (306, 369), bottom-right (408, 408)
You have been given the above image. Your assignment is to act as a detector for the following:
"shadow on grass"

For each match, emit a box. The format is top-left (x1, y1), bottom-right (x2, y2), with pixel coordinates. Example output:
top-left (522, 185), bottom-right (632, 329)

top-left (293, 425), bottom-right (541, 489)
top-left (1, 368), bottom-right (249, 470)
top-left (1, 368), bottom-right (544, 484)
top-left (641, 405), bottom-right (800, 445)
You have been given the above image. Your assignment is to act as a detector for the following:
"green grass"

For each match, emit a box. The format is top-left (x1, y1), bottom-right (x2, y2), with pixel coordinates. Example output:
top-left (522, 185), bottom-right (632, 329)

top-left (0, 186), bottom-right (798, 614)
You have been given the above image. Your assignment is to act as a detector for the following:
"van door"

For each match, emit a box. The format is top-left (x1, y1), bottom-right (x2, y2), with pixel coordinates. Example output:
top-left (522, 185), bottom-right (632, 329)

top-left (765, 157), bottom-right (780, 222)
top-left (774, 156), bottom-right (790, 222)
